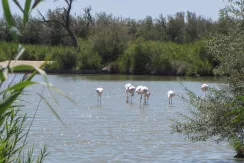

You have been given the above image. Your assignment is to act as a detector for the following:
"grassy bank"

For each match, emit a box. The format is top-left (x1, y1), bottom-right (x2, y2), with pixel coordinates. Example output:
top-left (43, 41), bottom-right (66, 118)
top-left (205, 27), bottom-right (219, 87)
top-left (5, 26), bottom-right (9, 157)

top-left (0, 39), bottom-right (215, 76)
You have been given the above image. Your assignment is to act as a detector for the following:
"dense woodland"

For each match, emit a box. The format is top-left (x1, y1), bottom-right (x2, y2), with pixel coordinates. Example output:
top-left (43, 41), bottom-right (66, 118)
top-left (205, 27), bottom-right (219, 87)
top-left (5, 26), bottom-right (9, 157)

top-left (0, 6), bottom-right (232, 75)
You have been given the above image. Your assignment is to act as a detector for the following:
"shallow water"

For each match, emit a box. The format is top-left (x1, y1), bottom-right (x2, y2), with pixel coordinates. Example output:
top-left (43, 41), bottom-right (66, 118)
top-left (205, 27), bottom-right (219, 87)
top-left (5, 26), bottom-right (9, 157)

top-left (14, 74), bottom-right (242, 163)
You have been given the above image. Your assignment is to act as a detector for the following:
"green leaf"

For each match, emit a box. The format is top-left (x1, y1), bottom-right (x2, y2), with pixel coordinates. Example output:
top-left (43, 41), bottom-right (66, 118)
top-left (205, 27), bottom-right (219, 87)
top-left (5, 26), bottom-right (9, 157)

top-left (11, 65), bottom-right (34, 71)
top-left (0, 81), bottom-right (37, 95)
top-left (13, 0), bottom-right (24, 13)
top-left (0, 68), bottom-right (8, 81)
top-left (32, 0), bottom-right (43, 9)
top-left (0, 92), bottom-right (20, 114)
top-left (34, 66), bottom-right (46, 76)
top-left (26, 60), bottom-right (60, 106)
top-left (23, 61), bottom-right (48, 83)
top-left (23, 0), bottom-right (32, 25)
top-left (11, 63), bottom-right (47, 75)
top-left (2, 0), bottom-right (14, 26)
top-left (42, 75), bottom-right (59, 106)
top-left (37, 92), bottom-right (65, 126)
top-left (15, 45), bottom-right (25, 61)
top-left (39, 82), bottom-right (78, 106)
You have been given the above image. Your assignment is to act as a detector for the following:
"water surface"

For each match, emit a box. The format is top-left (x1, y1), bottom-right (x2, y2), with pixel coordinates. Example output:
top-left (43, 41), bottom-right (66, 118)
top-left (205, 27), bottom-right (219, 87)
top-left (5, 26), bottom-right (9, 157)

top-left (16, 74), bottom-right (240, 163)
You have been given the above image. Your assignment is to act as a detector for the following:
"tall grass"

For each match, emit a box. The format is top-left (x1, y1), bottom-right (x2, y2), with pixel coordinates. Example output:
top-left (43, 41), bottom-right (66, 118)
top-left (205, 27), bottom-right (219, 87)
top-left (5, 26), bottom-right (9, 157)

top-left (117, 38), bottom-right (213, 75)
top-left (0, 0), bottom-right (77, 162)
top-left (0, 40), bottom-right (102, 70)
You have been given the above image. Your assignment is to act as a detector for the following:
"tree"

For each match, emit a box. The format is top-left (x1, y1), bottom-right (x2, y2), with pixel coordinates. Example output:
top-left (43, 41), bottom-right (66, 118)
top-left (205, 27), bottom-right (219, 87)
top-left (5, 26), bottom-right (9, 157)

top-left (171, 0), bottom-right (244, 158)
top-left (90, 13), bottom-right (129, 63)
top-left (154, 14), bottom-right (168, 41)
top-left (136, 16), bottom-right (156, 40)
top-left (74, 6), bottom-right (94, 38)
top-left (38, 0), bottom-right (78, 47)
top-left (166, 12), bottom-right (185, 43)
top-left (185, 11), bottom-right (198, 42)
top-left (126, 18), bottom-right (138, 39)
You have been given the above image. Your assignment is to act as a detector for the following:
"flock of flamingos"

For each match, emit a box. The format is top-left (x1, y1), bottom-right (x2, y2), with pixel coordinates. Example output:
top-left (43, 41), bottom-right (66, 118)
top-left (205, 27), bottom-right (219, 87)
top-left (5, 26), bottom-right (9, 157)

top-left (96, 83), bottom-right (209, 106)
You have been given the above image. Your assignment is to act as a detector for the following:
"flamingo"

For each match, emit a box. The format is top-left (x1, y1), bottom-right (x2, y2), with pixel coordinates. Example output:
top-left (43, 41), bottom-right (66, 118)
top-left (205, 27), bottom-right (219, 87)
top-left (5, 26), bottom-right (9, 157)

top-left (135, 85), bottom-right (144, 103)
top-left (201, 83), bottom-right (209, 97)
top-left (136, 85), bottom-right (149, 104)
top-left (96, 86), bottom-right (103, 104)
top-left (125, 83), bottom-right (136, 103)
top-left (144, 91), bottom-right (151, 104)
top-left (167, 90), bottom-right (175, 105)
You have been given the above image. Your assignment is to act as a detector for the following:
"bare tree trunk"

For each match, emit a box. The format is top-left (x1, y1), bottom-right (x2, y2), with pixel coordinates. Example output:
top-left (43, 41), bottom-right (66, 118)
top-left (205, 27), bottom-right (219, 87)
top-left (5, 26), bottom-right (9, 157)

top-left (67, 27), bottom-right (77, 47)
top-left (38, 0), bottom-right (77, 47)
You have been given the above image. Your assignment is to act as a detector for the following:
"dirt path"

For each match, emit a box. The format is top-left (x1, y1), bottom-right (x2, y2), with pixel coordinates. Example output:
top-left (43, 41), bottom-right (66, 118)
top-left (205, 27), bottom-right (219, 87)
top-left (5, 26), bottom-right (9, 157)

top-left (0, 60), bottom-right (46, 68)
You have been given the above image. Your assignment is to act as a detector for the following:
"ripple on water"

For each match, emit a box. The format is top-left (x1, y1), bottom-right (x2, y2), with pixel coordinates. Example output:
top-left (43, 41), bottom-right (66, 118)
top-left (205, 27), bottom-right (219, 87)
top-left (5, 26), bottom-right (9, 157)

top-left (19, 74), bottom-right (239, 163)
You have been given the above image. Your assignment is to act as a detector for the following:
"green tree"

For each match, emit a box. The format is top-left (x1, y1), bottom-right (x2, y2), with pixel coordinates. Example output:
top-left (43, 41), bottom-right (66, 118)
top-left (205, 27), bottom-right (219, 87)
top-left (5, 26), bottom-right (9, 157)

top-left (171, 0), bottom-right (244, 158)
top-left (185, 11), bottom-right (198, 42)
top-left (91, 13), bottom-right (129, 63)
top-left (154, 14), bottom-right (168, 41)
top-left (166, 12), bottom-right (185, 43)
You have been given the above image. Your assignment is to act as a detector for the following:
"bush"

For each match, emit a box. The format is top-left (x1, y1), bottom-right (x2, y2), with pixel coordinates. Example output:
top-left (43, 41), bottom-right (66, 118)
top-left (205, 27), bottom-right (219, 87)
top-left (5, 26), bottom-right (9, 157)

top-left (117, 38), bottom-right (213, 75)
top-left (77, 40), bottom-right (101, 70)
top-left (0, 41), bottom-right (18, 61)
top-left (0, 42), bottom-right (50, 61)
top-left (51, 47), bottom-right (78, 70)
top-left (0, 38), bottom-right (213, 75)
top-left (171, 1), bottom-right (244, 158)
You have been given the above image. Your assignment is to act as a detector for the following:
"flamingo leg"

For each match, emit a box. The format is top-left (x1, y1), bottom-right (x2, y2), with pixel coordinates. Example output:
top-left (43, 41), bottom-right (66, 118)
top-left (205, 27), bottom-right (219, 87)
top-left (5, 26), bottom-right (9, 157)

top-left (126, 91), bottom-right (128, 103)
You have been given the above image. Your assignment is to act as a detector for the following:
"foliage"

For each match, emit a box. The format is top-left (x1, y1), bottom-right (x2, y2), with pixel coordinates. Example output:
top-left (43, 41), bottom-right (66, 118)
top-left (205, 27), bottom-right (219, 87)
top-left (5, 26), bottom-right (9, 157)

top-left (171, 0), bottom-right (244, 158)
top-left (51, 47), bottom-right (78, 70)
top-left (0, 108), bottom-right (49, 162)
top-left (0, 41), bottom-right (102, 71)
top-left (38, 0), bottom-right (78, 47)
top-left (0, 3), bottom-right (233, 74)
top-left (89, 13), bottom-right (129, 63)
top-left (0, 41), bottom-right (50, 61)
top-left (0, 0), bottom-right (76, 162)
top-left (1, 9), bottom-right (218, 46)
top-left (0, 0), bottom-right (50, 161)
top-left (117, 38), bottom-right (213, 75)
top-left (77, 39), bottom-right (101, 70)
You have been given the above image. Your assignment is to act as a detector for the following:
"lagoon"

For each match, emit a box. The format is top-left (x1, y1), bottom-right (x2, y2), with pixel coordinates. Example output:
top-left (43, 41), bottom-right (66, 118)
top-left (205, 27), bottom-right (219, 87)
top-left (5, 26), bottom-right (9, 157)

top-left (20, 74), bottom-right (239, 163)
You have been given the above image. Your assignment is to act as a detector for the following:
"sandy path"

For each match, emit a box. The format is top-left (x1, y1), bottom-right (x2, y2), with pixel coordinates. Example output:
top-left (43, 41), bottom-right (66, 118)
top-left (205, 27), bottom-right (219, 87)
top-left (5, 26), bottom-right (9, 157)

top-left (0, 60), bottom-right (46, 68)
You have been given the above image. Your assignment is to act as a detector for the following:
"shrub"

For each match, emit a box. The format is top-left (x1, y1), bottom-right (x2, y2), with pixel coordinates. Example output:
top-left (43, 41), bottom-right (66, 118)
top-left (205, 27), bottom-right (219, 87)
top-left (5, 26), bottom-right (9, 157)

top-left (51, 47), bottom-right (78, 70)
top-left (118, 38), bottom-right (213, 75)
top-left (77, 40), bottom-right (102, 70)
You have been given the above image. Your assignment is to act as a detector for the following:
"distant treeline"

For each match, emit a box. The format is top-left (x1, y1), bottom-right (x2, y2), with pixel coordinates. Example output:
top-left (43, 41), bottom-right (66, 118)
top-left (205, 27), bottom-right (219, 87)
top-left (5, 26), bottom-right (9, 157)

top-left (0, 9), bottom-right (232, 75)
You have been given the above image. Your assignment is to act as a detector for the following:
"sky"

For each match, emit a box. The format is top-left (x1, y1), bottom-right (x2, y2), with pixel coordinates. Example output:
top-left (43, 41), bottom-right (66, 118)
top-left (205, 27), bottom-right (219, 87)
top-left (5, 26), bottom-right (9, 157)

top-left (1, 0), bottom-right (227, 20)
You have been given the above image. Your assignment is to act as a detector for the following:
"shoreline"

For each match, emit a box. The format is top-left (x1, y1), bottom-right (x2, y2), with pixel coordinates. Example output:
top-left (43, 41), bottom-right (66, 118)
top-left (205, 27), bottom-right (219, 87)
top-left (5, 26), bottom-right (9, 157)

top-left (0, 60), bottom-right (215, 76)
